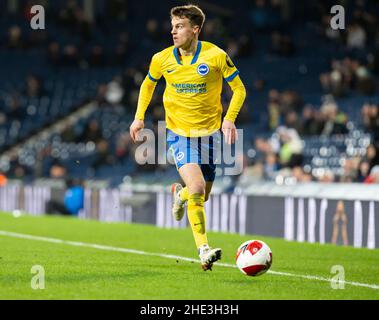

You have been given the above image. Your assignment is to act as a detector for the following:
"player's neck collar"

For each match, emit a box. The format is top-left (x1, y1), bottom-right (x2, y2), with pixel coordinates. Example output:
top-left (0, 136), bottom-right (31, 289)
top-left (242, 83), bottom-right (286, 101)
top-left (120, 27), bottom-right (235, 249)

top-left (173, 41), bottom-right (202, 65)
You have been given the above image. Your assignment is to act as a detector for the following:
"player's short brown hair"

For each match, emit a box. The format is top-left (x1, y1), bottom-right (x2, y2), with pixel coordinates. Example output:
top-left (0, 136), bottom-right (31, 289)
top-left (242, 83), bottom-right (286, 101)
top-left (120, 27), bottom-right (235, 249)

top-left (170, 4), bottom-right (206, 31)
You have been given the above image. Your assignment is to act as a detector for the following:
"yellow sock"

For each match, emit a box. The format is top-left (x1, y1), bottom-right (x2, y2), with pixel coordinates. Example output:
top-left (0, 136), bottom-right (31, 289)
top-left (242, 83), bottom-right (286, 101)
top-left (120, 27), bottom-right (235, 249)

top-left (187, 193), bottom-right (208, 248)
top-left (179, 186), bottom-right (189, 201)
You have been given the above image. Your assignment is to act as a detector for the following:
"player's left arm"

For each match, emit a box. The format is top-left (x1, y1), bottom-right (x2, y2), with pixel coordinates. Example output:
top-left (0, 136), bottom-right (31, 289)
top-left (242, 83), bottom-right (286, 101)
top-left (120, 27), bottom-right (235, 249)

top-left (220, 54), bottom-right (247, 144)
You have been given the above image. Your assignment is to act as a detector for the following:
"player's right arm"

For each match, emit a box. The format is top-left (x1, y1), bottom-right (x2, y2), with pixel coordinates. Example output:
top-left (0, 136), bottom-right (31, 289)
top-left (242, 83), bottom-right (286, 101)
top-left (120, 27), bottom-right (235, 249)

top-left (130, 53), bottom-right (162, 142)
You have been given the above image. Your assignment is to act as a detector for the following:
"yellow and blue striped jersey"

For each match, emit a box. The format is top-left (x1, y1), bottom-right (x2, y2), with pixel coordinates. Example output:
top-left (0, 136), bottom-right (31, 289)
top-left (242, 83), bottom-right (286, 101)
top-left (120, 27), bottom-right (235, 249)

top-left (146, 41), bottom-right (240, 137)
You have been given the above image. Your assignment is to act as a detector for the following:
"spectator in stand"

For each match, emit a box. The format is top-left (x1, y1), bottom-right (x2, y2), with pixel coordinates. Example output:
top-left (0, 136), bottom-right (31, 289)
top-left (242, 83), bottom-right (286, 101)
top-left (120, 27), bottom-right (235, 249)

top-left (49, 162), bottom-right (67, 179)
top-left (9, 163), bottom-right (28, 180)
top-left (146, 19), bottom-right (161, 43)
top-left (253, 79), bottom-right (265, 92)
top-left (8, 158), bottom-right (28, 180)
top-left (7, 26), bottom-right (23, 49)
top-left (46, 178), bottom-right (84, 216)
top-left (300, 105), bottom-right (323, 136)
top-left (64, 178), bottom-right (84, 216)
top-left (92, 139), bottom-right (115, 170)
top-left (236, 34), bottom-right (254, 58)
top-left (356, 160), bottom-right (370, 182)
top-left (78, 119), bottom-right (103, 143)
top-left (321, 14), bottom-right (341, 42)
top-left (364, 144), bottom-right (379, 172)
top-left (317, 169), bottom-right (335, 183)
top-left (0, 111), bottom-right (6, 126)
top-left (277, 126), bottom-right (304, 168)
top-left (237, 158), bottom-right (264, 186)
top-left (105, 78), bottom-right (124, 105)
top-left (362, 104), bottom-right (379, 141)
top-left (25, 74), bottom-right (44, 98)
top-left (285, 110), bottom-right (302, 133)
top-left (346, 22), bottom-right (366, 49)
top-left (270, 31), bottom-right (295, 57)
top-left (370, 49), bottom-right (379, 75)
top-left (291, 166), bottom-right (313, 183)
top-left (58, 0), bottom-right (78, 27)
top-left (280, 90), bottom-right (303, 114)
top-left (7, 94), bottom-right (25, 120)
top-left (62, 44), bottom-right (80, 67)
top-left (320, 57), bottom-right (376, 97)
top-left (364, 165), bottom-right (379, 184)
top-left (226, 34), bottom-right (254, 59)
top-left (47, 42), bottom-right (61, 66)
top-left (255, 137), bottom-right (275, 157)
top-left (59, 1), bottom-right (91, 41)
top-left (61, 123), bottom-right (77, 143)
top-left (121, 67), bottom-right (144, 106)
top-left (115, 133), bottom-right (132, 163)
top-left (340, 158), bottom-right (359, 182)
top-left (263, 152), bottom-right (279, 180)
top-left (320, 102), bottom-right (348, 136)
top-left (89, 45), bottom-right (105, 67)
top-left (353, 61), bottom-right (376, 95)
top-left (266, 89), bottom-right (304, 131)
top-left (95, 84), bottom-right (108, 106)
top-left (267, 89), bottom-right (280, 130)
top-left (320, 67), bottom-right (347, 97)
top-left (203, 18), bottom-right (226, 47)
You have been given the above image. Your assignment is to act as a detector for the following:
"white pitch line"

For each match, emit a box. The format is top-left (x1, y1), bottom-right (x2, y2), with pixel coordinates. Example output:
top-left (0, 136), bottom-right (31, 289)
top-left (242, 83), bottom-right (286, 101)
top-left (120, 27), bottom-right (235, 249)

top-left (1, 230), bottom-right (379, 291)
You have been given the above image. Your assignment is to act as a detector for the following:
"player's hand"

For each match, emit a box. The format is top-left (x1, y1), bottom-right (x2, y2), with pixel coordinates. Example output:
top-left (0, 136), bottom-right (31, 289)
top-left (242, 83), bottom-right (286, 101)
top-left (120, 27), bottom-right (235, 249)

top-left (129, 119), bottom-right (144, 143)
top-left (221, 119), bottom-right (238, 145)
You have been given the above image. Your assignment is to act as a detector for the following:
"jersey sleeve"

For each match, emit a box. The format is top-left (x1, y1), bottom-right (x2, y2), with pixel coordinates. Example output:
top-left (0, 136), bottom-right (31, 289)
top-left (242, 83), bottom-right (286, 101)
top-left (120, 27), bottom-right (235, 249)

top-left (147, 53), bottom-right (163, 82)
top-left (224, 76), bottom-right (246, 122)
top-left (219, 52), bottom-right (239, 82)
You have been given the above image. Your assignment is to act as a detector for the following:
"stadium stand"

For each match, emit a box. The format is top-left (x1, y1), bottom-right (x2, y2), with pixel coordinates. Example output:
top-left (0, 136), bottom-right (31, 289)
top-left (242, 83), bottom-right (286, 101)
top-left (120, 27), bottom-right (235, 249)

top-left (0, 0), bottom-right (378, 188)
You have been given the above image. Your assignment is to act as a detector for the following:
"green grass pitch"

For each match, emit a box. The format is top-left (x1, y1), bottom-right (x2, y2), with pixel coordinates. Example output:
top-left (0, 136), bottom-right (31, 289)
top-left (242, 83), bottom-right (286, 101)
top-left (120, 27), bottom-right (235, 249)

top-left (0, 211), bottom-right (378, 300)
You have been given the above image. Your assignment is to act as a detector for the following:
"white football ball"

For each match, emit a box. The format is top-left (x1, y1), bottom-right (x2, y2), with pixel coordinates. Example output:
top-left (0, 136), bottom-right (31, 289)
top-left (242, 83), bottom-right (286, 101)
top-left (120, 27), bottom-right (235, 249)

top-left (236, 240), bottom-right (272, 276)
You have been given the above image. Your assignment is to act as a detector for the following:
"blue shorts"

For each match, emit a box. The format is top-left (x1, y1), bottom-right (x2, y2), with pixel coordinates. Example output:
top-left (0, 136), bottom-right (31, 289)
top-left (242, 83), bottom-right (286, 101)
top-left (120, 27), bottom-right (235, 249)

top-left (167, 129), bottom-right (221, 182)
